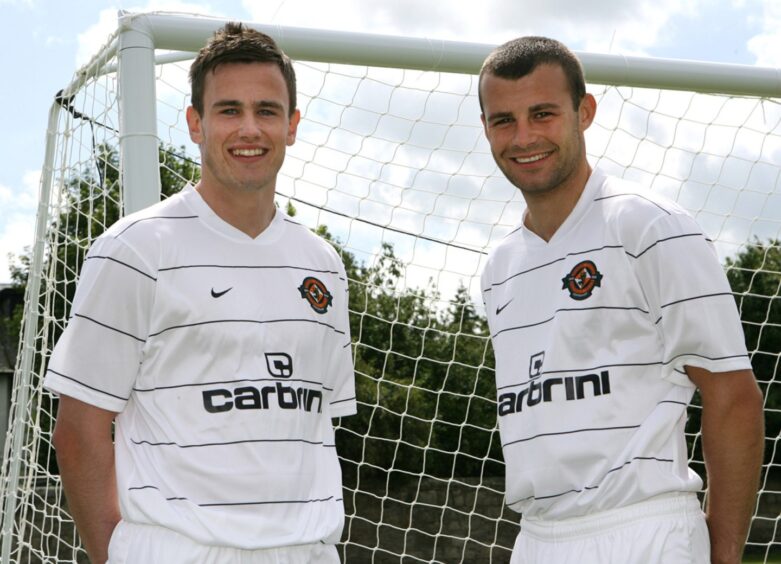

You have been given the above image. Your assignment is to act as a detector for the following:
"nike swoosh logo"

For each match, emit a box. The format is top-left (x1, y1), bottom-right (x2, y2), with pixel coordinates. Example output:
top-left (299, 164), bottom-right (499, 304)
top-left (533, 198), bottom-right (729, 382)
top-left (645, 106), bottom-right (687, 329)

top-left (496, 299), bottom-right (513, 315)
top-left (211, 287), bottom-right (233, 298)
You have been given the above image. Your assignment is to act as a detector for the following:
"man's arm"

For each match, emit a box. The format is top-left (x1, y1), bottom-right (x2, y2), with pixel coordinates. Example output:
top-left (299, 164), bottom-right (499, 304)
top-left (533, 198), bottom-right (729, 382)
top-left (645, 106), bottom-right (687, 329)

top-left (52, 395), bottom-right (121, 564)
top-left (686, 366), bottom-right (764, 564)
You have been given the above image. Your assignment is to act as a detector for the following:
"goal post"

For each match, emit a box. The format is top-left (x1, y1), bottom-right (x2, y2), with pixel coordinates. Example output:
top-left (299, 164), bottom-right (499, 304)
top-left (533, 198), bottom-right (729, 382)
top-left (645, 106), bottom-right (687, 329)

top-left (1, 10), bottom-right (779, 563)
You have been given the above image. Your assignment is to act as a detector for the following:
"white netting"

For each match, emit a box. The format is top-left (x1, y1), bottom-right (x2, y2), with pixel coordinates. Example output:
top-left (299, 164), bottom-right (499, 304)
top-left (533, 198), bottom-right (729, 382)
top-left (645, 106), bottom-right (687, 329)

top-left (1, 19), bottom-right (779, 564)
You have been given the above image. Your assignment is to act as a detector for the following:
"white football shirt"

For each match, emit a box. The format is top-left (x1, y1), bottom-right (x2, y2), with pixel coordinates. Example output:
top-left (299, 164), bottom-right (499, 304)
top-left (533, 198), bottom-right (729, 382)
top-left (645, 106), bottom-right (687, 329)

top-left (481, 168), bottom-right (750, 521)
top-left (45, 186), bottom-right (356, 549)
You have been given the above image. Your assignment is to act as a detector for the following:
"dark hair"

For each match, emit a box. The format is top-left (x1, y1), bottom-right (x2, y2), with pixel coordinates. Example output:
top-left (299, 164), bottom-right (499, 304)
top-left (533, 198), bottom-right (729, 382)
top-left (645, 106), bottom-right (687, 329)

top-left (189, 22), bottom-right (297, 116)
top-left (478, 36), bottom-right (586, 111)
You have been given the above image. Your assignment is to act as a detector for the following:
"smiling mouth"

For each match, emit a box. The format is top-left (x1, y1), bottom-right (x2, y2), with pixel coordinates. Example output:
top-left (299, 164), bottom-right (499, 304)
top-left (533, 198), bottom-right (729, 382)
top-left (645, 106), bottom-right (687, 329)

top-left (231, 148), bottom-right (267, 157)
top-left (512, 151), bottom-right (553, 164)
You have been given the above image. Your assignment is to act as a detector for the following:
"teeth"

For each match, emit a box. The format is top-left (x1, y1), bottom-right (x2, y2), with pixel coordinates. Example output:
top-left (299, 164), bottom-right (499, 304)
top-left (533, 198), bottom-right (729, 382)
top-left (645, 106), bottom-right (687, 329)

top-left (232, 148), bottom-right (266, 156)
top-left (513, 153), bottom-right (549, 164)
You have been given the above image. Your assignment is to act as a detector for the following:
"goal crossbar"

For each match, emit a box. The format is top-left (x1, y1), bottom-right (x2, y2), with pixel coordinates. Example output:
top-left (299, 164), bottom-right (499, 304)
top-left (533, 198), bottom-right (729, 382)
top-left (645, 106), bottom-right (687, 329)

top-left (121, 11), bottom-right (781, 96)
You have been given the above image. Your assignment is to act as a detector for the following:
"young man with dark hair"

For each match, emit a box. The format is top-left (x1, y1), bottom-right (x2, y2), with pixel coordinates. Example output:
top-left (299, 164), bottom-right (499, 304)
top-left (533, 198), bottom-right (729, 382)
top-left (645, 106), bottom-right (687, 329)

top-left (47, 23), bottom-right (355, 563)
top-left (479, 36), bottom-right (763, 564)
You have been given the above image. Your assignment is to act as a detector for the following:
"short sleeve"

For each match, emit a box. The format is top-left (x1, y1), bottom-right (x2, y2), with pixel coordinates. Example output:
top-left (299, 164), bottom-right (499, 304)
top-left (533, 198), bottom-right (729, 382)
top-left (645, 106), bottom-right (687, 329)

top-left (632, 212), bottom-right (751, 385)
top-left (43, 234), bottom-right (156, 412)
top-left (325, 259), bottom-right (356, 418)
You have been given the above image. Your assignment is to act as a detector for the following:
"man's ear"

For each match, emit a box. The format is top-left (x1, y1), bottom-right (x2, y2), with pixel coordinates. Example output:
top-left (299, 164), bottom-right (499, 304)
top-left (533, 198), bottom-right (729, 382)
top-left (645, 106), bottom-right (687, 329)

top-left (186, 106), bottom-right (203, 144)
top-left (579, 93), bottom-right (597, 132)
top-left (286, 109), bottom-right (301, 146)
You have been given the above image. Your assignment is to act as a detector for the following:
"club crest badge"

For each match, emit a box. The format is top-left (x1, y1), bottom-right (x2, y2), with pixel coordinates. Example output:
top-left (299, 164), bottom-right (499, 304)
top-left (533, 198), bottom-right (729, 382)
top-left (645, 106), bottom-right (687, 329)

top-left (561, 260), bottom-right (603, 300)
top-left (298, 276), bottom-right (333, 314)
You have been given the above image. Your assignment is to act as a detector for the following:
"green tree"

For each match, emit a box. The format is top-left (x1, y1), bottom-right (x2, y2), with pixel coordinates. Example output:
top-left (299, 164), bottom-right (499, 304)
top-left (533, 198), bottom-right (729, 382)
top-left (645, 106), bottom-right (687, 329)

top-left (312, 226), bottom-right (499, 485)
top-left (725, 240), bottom-right (780, 450)
top-left (0, 281), bottom-right (24, 371)
top-left (684, 240), bottom-right (779, 481)
top-left (6, 144), bottom-right (200, 474)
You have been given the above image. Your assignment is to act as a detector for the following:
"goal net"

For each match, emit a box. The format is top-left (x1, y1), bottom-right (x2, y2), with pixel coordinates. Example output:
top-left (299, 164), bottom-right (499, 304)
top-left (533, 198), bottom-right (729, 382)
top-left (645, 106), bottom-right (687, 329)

top-left (1, 11), bottom-right (779, 563)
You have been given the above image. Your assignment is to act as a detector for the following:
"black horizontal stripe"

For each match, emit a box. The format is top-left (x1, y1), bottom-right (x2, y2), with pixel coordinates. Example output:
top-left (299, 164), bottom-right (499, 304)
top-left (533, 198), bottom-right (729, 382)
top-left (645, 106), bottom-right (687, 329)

top-left (488, 257), bottom-right (567, 290)
top-left (199, 496), bottom-right (334, 507)
top-left (594, 193), bottom-right (672, 215)
top-left (496, 360), bottom-right (664, 391)
top-left (115, 215), bottom-right (198, 238)
top-left (485, 230), bottom-right (712, 291)
top-left (492, 305), bottom-right (649, 339)
top-left (148, 317), bottom-right (345, 339)
top-left (133, 376), bottom-right (326, 393)
top-left (46, 368), bottom-right (128, 401)
top-left (73, 313), bottom-right (146, 343)
top-left (661, 291), bottom-right (733, 309)
top-left (126, 485), bottom-right (336, 507)
top-left (658, 399), bottom-right (688, 407)
top-left (503, 424), bottom-right (640, 449)
top-left (158, 263), bottom-right (340, 274)
top-left (508, 456), bottom-right (674, 505)
top-left (488, 244), bottom-right (625, 290)
top-left (499, 352), bottom-right (749, 381)
top-left (628, 232), bottom-right (703, 259)
top-left (131, 437), bottom-right (324, 449)
top-left (127, 485), bottom-right (160, 492)
top-left (663, 352), bottom-right (749, 366)
top-left (655, 292), bottom-right (738, 327)
top-left (85, 255), bottom-right (157, 281)
top-left (492, 315), bottom-right (555, 338)
top-left (330, 396), bottom-right (356, 406)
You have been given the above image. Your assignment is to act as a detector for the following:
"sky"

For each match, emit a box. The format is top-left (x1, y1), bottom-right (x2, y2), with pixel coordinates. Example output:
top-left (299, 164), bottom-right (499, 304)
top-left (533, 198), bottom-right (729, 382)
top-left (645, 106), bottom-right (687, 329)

top-left (0, 0), bottom-right (779, 284)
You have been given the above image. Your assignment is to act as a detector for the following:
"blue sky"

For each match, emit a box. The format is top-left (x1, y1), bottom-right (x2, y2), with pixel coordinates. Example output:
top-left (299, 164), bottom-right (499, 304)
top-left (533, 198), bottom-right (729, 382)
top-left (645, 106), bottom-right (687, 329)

top-left (1, 0), bottom-right (779, 283)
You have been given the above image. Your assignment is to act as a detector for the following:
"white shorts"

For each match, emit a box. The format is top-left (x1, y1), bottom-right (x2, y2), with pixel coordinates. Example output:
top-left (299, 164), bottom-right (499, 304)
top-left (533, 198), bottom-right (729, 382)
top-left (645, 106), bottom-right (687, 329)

top-left (106, 520), bottom-right (341, 564)
top-left (510, 493), bottom-right (710, 564)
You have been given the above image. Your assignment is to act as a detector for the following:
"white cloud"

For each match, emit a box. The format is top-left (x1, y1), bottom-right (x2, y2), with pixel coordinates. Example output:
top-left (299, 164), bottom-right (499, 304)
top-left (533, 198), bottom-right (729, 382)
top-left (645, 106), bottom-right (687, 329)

top-left (0, 172), bottom-right (39, 282)
top-left (19, 171), bottom-right (40, 209)
top-left (76, 1), bottom-right (231, 67)
top-left (75, 8), bottom-right (121, 67)
top-left (0, 172), bottom-right (38, 216)
top-left (243, 0), bottom-right (707, 57)
top-left (746, 0), bottom-right (781, 66)
top-left (0, 219), bottom-right (35, 284)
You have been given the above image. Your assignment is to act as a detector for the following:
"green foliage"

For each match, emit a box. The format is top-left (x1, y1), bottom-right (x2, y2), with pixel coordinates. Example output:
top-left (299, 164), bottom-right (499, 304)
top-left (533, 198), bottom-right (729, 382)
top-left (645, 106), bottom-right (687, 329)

top-left (686, 239), bottom-right (781, 480)
top-left (0, 287), bottom-right (24, 370)
top-left (5, 144), bottom-right (200, 474)
top-left (725, 239), bottom-right (781, 440)
top-left (316, 226), bottom-right (500, 483)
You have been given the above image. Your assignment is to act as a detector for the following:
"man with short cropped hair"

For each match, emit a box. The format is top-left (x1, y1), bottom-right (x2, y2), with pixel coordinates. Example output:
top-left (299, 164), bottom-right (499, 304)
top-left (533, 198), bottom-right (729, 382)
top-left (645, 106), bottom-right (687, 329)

top-left (479, 36), bottom-right (763, 564)
top-left (46, 22), bottom-right (355, 563)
